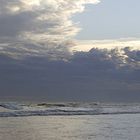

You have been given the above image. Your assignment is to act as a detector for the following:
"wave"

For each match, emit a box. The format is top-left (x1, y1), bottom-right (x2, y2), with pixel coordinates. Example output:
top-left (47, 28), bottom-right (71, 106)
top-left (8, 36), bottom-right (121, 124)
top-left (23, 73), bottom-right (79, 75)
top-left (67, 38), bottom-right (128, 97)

top-left (0, 102), bottom-right (23, 110)
top-left (0, 102), bottom-right (140, 117)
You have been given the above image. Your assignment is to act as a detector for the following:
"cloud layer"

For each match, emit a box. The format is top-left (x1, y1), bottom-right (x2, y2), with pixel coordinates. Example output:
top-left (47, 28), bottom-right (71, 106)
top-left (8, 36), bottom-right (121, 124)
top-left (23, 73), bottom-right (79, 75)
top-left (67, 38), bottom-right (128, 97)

top-left (0, 47), bottom-right (140, 102)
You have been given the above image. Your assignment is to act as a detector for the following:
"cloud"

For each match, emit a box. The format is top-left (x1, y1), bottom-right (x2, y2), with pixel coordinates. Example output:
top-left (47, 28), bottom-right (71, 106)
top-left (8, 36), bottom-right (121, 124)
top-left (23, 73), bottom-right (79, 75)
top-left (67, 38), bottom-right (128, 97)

top-left (0, 0), bottom-right (100, 58)
top-left (0, 47), bottom-right (139, 102)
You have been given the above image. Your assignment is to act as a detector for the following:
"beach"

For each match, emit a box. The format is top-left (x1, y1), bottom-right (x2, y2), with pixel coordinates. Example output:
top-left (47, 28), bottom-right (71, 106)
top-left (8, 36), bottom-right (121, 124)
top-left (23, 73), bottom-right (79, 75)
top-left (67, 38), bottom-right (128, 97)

top-left (0, 114), bottom-right (140, 140)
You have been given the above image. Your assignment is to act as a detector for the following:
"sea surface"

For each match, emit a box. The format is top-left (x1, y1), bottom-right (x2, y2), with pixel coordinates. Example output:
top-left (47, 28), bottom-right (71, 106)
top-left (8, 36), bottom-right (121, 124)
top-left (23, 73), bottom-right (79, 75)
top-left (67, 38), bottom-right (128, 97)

top-left (0, 102), bottom-right (140, 140)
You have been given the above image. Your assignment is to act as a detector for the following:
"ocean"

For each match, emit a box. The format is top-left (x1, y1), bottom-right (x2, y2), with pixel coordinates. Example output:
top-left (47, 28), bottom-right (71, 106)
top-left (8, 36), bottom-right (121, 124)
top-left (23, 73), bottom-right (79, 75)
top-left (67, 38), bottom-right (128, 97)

top-left (0, 102), bottom-right (140, 140)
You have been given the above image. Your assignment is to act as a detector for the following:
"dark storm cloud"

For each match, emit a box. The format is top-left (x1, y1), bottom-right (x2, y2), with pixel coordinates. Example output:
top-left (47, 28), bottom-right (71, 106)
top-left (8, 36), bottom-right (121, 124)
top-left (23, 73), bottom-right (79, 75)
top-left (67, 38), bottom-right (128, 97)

top-left (0, 47), bottom-right (139, 102)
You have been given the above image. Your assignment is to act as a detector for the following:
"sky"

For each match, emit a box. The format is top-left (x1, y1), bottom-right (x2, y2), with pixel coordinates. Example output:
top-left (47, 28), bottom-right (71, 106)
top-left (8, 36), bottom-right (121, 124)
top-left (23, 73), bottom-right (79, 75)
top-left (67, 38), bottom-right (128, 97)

top-left (74, 0), bottom-right (140, 40)
top-left (0, 0), bottom-right (140, 102)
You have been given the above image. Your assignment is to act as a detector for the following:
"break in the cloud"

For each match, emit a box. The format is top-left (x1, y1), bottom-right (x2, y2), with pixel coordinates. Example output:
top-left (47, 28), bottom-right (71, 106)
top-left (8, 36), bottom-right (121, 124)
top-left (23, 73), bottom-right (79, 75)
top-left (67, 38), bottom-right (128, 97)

top-left (0, 0), bottom-right (100, 58)
top-left (72, 38), bottom-right (140, 52)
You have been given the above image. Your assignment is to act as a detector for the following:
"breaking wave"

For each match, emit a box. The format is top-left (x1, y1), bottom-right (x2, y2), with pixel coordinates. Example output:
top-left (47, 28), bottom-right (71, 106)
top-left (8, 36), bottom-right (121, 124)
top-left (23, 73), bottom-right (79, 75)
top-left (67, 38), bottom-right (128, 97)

top-left (0, 102), bottom-right (140, 117)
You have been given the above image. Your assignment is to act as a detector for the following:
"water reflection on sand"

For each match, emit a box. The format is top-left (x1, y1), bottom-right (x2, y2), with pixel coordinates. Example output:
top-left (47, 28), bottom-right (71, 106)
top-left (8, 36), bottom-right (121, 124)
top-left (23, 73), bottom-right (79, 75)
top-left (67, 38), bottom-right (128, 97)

top-left (0, 114), bottom-right (140, 140)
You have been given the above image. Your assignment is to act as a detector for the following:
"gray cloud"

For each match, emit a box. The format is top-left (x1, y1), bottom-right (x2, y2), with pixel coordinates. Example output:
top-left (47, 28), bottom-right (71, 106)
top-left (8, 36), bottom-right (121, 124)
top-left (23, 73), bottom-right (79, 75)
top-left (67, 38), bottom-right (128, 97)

top-left (0, 11), bottom-right (35, 37)
top-left (0, 47), bottom-right (139, 102)
top-left (0, 0), bottom-right (100, 58)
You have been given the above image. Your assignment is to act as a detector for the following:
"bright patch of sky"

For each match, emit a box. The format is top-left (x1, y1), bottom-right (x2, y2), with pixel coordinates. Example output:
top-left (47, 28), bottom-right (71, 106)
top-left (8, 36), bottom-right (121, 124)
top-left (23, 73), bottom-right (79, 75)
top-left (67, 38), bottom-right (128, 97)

top-left (73, 0), bottom-right (140, 40)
